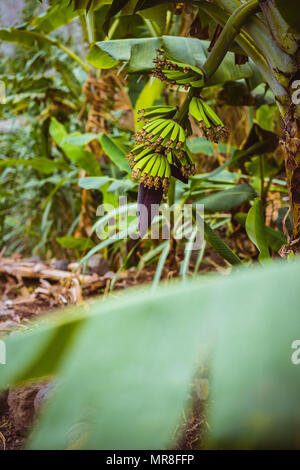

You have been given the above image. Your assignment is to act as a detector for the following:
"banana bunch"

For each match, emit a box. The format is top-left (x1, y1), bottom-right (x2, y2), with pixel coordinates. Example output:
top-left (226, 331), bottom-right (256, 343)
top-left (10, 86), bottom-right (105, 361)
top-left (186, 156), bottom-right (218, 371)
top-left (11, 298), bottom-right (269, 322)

top-left (127, 145), bottom-right (196, 194)
top-left (127, 105), bottom-right (196, 193)
top-left (133, 118), bottom-right (186, 152)
top-left (189, 97), bottom-right (228, 142)
top-left (130, 151), bottom-right (171, 193)
top-left (169, 148), bottom-right (196, 179)
top-left (137, 105), bottom-right (177, 123)
top-left (153, 51), bottom-right (204, 89)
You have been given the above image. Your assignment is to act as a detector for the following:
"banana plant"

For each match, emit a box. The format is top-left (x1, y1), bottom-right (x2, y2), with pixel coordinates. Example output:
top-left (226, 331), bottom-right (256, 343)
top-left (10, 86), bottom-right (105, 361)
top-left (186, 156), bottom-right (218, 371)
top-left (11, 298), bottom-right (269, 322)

top-left (80, 0), bottom-right (300, 249)
top-left (0, 0), bottom-right (291, 262)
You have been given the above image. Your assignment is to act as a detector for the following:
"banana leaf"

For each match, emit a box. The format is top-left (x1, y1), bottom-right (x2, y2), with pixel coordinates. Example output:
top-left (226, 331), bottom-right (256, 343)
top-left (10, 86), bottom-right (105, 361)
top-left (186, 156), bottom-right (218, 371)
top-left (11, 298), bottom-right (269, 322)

top-left (0, 28), bottom-right (54, 49)
top-left (50, 118), bottom-right (101, 176)
top-left (31, 0), bottom-right (78, 34)
top-left (195, 183), bottom-right (256, 212)
top-left (87, 35), bottom-right (263, 86)
top-left (86, 38), bottom-right (161, 70)
top-left (3, 258), bottom-right (300, 448)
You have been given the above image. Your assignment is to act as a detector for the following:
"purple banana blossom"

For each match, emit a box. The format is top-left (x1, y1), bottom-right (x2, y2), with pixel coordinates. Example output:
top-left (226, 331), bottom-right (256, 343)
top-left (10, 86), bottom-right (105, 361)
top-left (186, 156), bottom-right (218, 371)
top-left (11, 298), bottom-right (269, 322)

top-left (137, 165), bottom-right (188, 237)
top-left (170, 164), bottom-right (188, 184)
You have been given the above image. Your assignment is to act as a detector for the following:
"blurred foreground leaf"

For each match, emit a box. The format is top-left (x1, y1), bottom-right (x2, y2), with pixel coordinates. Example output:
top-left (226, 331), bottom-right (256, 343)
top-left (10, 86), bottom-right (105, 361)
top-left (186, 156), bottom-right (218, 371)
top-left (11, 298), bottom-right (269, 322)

top-left (2, 260), bottom-right (300, 448)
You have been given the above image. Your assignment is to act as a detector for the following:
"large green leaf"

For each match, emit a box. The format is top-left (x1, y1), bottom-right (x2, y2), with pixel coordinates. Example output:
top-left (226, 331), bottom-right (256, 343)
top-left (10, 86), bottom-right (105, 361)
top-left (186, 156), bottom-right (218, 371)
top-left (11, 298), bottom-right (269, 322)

top-left (86, 44), bottom-right (119, 69)
top-left (203, 220), bottom-right (242, 266)
top-left (56, 236), bottom-right (94, 251)
top-left (134, 78), bottom-right (163, 130)
top-left (79, 176), bottom-right (113, 189)
top-left (208, 258), bottom-right (300, 448)
top-left (3, 75), bottom-right (54, 94)
top-left (0, 28), bottom-right (54, 49)
top-left (3, 258), bottom-right (300, 448)
top-left (103, 0), bottom-right (132, 33)
top-left (50, 118), bottom-right (101, 176)
top-left (162, 36), bottom-right (262, 86)
top-left (86, 36), bottom-right (262, 85)
top-left (187, 137), bottom-right (215, 156)
top-left (86, 38), bottom-right (161, 71)
top-left (195, 183), bottom-right (256, 212)
top-left (127, 39), bottom-right (162, 73)
top-left (138, 4), bottom-right (168, 30)
top-left (100, 134), bottom-right (131, 173)
top-left (0, 157), bottom-right (69, 174)
top-left (246, 198), bottom-right (270, 261)
top-left (31, 0), bottom-right (78, 34)
top-left (265, 226), bottom-right (287, 252)
top-left (62, 133), bottom-right (101, 147)
top-left (0, 307), bottom-right (86, 388)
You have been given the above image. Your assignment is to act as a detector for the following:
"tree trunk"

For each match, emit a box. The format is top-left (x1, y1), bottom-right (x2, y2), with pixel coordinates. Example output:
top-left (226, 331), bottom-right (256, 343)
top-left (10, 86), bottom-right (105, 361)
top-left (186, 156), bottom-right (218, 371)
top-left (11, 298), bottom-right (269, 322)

top-left (282, 108), bottom-right (300, 241)
top-left (257, 0), bottom-right (300, 245)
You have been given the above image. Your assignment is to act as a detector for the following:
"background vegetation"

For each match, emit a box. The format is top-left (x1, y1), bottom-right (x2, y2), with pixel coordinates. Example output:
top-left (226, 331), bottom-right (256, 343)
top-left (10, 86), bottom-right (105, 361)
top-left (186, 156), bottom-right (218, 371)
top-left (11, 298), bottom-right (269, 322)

top-left (0, 0), bottom-right (299, 450)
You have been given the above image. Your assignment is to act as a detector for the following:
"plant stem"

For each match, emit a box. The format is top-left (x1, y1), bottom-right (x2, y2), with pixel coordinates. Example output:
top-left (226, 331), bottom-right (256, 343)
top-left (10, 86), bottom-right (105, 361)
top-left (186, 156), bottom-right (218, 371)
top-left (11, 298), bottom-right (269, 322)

top-left (168, 178), bottom-right (176, 207)
top-left (144, 19), bottom-right (158, 37)
top-left (259, 155), bottom-right (266, 213)
top-left (199, 2), bottom-right (287, 100)
top-left (107, 18), bottom-right (120, 39)
top-left (85, 8), bottom-right (100, 78)
top-left (54, 40), bottom-right (90, 72)
top-left (174, 88), bottom-right (196, 123)
top-left (201, 0), bottom-right (260, 81)
top-left (164, 9), bottom-right (173, 36)
top-left (85, 8), bottom-right (94, 45)
top-left (174, 1), bottom-right (263, 128)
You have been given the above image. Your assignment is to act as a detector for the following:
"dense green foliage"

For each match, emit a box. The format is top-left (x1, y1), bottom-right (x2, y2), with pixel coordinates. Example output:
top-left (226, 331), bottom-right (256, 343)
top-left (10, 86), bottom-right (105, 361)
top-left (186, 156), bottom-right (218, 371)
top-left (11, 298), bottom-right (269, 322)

top-left (0, 0), bottom-right (299, 450)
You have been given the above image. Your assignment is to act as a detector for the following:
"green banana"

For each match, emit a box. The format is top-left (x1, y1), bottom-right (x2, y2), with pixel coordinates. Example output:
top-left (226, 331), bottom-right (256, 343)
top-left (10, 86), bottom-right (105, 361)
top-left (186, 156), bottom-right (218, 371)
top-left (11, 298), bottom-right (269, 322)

top-left (163, 52), bottom-right (203, 76)
top-left (178, 125), bottom-right (186, 145)
top-left (201, 100), bottom-right (224, 127)
top-left (145, 120), bottom-right (170, 140)
top-left (163, 71), bottom-right (194, 80)
top-left (166, 152), bottom-right (173, 165)
top-left (131, 144), bottom-right (144, 154)
top-left (160, 121), bottom-right (175, 140)
top-left (176, 76), bottom-right (196, 85)
top-left (143, 119), bottom-right (165, 132)
top-left (164, 162), bottom-right (171, 179)
top-left (196, 99), bottom-right (211, 128)
top-left (169, 123), bottom-right (180, 147)
top-left (144, 117), bottom-right (168, 130)
top-left (142, 106), bottom-right (176, 118)
top-left (190, 78), bottom-right (204, 87)
top-left (134, 149), bottom-right (153, 163)
top-left (154, 50), bottom-right (204, 90)
top-left (149, 154), bottom-right (162, 177)
top-left (189, 98), bottom-right (202, 120)
top-left (141, 156), bottom-right (156, 177)
top-left (153, 156), bottom-right (164, 189)
top-left (158, 156), bottom-right (166, 178)
top-left (143, 106), bottom-right (175, 113)
top-left (133, 153), bottom-right (154, 171)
